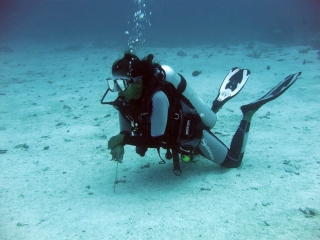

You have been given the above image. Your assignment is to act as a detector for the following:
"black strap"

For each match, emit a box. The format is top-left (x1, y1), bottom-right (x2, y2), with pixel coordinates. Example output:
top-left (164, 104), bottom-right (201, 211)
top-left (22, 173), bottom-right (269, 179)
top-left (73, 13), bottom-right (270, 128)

top-left (172, 150), bottom-right (181, 176)
top-left (157, 147), bottom-right (181, 176)
top-left (157, 147), bottom-right (166, 164)
top-left (177, 74), bottom-right (187, 93)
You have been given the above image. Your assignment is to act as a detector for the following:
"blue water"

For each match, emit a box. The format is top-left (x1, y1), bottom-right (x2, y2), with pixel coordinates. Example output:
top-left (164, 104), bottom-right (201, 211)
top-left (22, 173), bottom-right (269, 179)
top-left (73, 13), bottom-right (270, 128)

top-left (1, 0), bottom-right (319, 48)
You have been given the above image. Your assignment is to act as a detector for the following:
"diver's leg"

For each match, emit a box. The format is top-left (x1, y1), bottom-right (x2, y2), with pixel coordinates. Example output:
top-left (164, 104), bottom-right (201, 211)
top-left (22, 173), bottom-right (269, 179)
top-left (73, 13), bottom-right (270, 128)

top-left (198, 130), bottom-right (228, 164)
top-left (199, 111), bottom-right (253, 167)
top-left (220, 111), bottom-right (253, 168)
top-left (220, 72), bottom-right (301, 167)
top-left (204, 72), bottom-right (301, 167)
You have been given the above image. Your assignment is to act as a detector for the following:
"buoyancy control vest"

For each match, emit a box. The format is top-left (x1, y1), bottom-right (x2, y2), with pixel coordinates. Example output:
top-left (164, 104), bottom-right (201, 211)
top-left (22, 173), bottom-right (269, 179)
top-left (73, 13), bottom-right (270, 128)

top-left (119, 64), bottom-right (205, 175)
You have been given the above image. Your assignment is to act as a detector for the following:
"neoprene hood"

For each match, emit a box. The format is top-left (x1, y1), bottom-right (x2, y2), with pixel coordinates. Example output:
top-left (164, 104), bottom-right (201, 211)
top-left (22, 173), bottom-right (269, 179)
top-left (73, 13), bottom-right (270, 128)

top-left (112, 53), bottom-right (143, 78)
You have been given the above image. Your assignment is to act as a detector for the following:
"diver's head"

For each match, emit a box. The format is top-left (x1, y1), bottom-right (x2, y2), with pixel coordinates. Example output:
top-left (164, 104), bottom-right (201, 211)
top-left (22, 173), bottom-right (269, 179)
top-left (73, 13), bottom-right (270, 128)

top-left (112, 53), bottom-right (143, 79)
top-left (111, 53), bottom-right (144, 100)
top-left (110, 53), bottom-right (157, 101)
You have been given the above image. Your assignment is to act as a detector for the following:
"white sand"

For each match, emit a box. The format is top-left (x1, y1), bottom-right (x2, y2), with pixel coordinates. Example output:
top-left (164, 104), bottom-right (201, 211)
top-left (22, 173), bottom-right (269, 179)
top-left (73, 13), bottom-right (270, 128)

top-left (1, 42), bottom-right (319, 239)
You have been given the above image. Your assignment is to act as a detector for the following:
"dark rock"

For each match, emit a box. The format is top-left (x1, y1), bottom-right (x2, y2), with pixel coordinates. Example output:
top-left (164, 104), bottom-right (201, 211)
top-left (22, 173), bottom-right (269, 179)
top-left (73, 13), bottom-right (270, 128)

top-left (14, 143), bottom-right (29, 150)
top-left (177, 51), bottom-right (187, 57)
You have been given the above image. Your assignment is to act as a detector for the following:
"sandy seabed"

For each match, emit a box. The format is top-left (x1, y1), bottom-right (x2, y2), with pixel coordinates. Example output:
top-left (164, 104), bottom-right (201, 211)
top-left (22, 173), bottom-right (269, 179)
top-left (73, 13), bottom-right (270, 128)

top-left (1, 41), bottom-right (319, 239)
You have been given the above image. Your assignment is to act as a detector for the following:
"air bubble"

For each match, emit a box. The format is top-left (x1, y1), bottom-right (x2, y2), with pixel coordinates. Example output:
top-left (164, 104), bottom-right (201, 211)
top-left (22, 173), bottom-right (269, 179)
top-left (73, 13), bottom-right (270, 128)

top-left (126, 0), bottom-right (151, 51)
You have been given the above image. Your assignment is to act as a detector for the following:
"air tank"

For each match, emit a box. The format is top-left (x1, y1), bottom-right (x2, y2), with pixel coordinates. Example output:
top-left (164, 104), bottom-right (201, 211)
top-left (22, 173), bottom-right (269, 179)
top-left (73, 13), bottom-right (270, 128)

top-left (162, 65), bottom-right (217, 129)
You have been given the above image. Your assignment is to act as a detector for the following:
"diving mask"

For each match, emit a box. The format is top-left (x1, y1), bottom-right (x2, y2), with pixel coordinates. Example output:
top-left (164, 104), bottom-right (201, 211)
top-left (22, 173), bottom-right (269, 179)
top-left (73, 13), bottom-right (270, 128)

top-left (100, 75), bottom-right (143, 105)
top-left (107, 75), bottom-right (143, 92)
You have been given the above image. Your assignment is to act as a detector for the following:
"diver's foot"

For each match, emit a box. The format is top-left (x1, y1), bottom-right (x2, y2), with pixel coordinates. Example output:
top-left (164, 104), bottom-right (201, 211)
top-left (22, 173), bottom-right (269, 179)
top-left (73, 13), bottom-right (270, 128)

top-left (211, 67), bottom-right (250, 113)
top-left (240, 72), bottom-right (301, 114)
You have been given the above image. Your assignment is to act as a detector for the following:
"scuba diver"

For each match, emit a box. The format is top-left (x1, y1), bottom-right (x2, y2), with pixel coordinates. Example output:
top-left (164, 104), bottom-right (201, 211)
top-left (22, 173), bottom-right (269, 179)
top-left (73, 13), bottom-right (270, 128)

top-left (101, 52), bottom-right (301, 175)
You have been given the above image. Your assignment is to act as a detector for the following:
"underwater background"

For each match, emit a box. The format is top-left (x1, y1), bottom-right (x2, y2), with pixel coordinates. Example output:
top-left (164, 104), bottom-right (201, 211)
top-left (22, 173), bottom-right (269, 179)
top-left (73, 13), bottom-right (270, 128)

top-left (1, 0), bottom-right (320, 48)
top-left (1, 1), bottom-right (319, 239)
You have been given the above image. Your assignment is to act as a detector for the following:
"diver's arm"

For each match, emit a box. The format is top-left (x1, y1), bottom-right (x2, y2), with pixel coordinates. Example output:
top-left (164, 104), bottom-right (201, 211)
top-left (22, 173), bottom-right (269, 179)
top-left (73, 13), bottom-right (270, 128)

top-left (123, 91), bottom-right (169, 147)
top-left (108, 112), bottom-right (131, 151)
top-left (119, 112), bottom-right (132, 134)
top-left (150, 91), bottom-right (169, 137)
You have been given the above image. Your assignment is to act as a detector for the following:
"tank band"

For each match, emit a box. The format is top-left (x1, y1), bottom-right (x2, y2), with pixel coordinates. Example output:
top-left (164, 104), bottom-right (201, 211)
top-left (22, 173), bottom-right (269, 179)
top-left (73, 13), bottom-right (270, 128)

top-left (177, 74), bottom-right (187, 93)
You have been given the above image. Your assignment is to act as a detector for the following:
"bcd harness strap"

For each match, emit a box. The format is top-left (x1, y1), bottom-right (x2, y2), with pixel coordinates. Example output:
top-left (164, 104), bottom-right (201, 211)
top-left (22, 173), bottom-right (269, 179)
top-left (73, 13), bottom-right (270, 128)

top-left (157, 147), bottom-right (181, 176)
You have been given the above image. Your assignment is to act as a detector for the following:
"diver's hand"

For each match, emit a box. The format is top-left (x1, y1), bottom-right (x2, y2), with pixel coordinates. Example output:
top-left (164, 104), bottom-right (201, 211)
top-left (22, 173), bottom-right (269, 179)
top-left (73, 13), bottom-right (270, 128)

top-left (108, 134), bottom-right (124, 150)
top-left (110, 144), bottom-right (124, 163)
